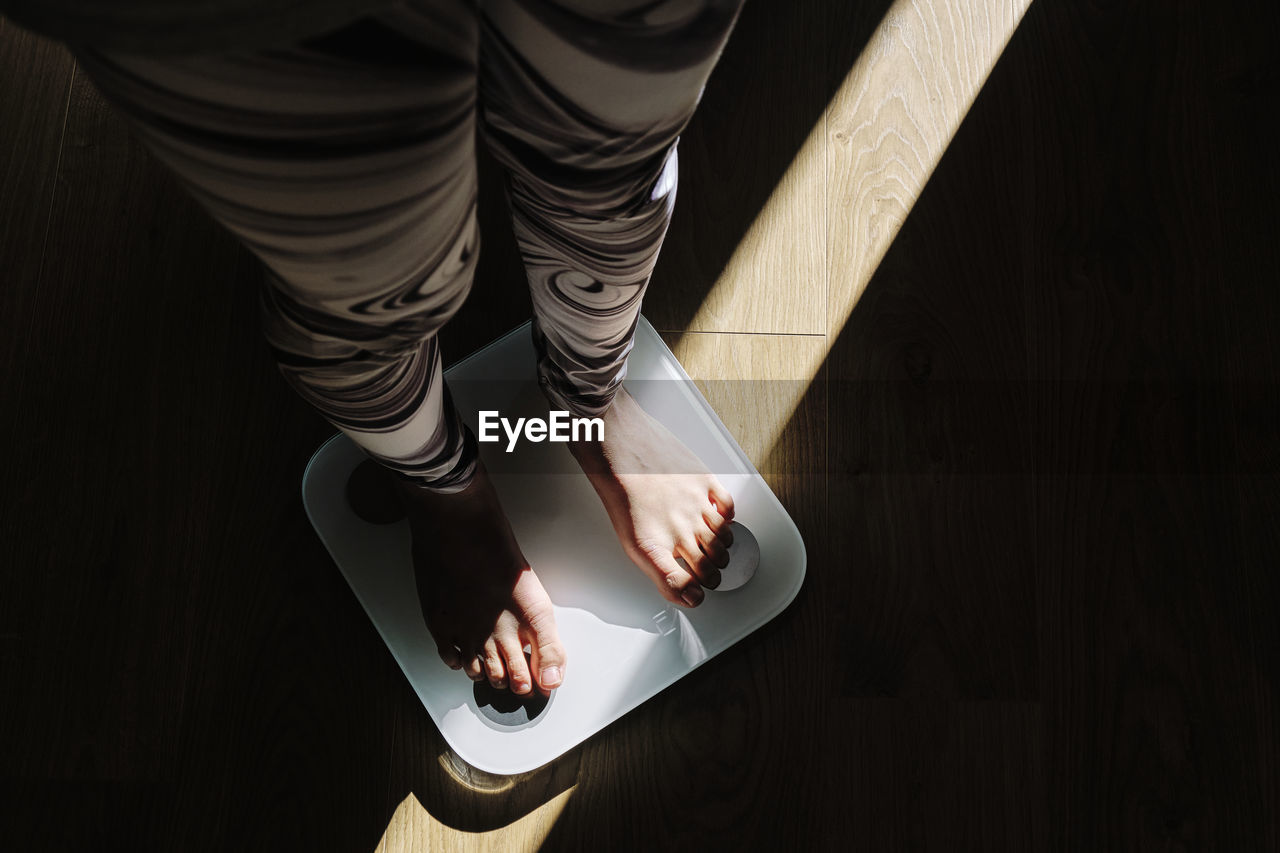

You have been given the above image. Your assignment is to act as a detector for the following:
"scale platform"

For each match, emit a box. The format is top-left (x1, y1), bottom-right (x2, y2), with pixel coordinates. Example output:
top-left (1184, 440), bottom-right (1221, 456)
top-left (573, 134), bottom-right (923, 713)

top-left (302, 316), bottom-right (805, 776)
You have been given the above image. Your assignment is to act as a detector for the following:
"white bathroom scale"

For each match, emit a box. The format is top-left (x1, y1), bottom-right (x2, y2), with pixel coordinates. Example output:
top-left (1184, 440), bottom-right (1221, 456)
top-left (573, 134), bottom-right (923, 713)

top-left (302, 316), bottom-right (805, 775)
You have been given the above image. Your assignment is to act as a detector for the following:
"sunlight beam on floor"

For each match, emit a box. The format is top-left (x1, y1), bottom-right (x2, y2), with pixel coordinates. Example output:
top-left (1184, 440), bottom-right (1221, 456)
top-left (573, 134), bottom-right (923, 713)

top-left (675, 0), bottom-right (1034, 460)
top-left (375, 787), bottom-right (576, 853)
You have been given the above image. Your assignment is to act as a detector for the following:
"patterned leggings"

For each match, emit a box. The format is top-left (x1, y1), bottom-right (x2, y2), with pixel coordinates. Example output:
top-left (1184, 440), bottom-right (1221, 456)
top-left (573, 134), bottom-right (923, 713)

top-left (74, 0), bottom-right (744, 492)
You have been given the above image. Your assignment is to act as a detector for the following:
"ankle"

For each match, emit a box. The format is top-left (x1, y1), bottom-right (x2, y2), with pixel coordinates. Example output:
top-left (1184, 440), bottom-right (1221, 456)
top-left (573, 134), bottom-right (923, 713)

top-left (391, 461), bottom-right (491, 513)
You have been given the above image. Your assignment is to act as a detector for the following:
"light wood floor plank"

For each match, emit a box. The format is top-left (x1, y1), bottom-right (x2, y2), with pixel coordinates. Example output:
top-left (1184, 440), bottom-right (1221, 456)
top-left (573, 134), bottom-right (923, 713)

top-left (645, 0), bottom-right (836, 336)
top-left (826, 0), bottom-right (1034, 338)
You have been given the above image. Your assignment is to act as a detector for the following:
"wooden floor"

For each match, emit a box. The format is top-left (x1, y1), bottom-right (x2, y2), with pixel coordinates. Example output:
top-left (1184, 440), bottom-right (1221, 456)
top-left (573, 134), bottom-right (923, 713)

top-left (3, 0), bottom-right (1278, 849)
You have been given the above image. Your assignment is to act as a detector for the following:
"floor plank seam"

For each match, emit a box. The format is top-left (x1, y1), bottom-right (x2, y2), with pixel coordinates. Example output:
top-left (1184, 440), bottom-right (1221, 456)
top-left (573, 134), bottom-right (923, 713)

top-left (30, 56), bottom-right (76, 314)
top-left (653, 328), bottom-right (828, 338)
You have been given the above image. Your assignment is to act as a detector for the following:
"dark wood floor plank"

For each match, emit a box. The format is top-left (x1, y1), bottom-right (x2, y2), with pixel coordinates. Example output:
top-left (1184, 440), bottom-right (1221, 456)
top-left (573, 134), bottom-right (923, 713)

top-left (0, 21), bottom-right (74, 417)
top-left (821, 2), bottom-right (1038, 701)
top-left (816, 700), bottom-right (1043, 852)
top-left (1013, 0), bottom-right (1280, 848)
top-left (1, 63), bottom-right (402, 850)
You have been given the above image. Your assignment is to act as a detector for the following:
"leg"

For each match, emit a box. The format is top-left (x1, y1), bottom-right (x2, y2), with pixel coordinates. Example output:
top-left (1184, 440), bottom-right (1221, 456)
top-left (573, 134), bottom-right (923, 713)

top-left (75, 9), bottom-right (482, 492)
top-left (73, 3), bottom-right (566, 693)
top-left (479, 0), bottom-right (744, 605)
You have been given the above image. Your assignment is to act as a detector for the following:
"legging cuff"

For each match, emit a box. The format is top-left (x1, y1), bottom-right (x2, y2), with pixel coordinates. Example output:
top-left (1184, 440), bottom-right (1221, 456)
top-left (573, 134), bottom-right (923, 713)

top-left (373, 419), bottom-right (480, 495)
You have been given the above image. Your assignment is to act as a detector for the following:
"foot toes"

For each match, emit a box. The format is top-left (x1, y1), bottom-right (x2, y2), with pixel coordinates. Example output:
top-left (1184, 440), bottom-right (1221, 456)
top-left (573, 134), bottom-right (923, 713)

top-left (521, 605), bottom-right (567, 694)
top-left (481, 638), bottom-right (507, 689)
top-left (695, 526), bottom-right (731, 569)
top-left (435, 641), bottom-right (462, 670)
top-left (708, 481), bottom-right (735, 521)
top-left (651, 547), bottom-right (704, 606)
top-left (460, 645), bottom-right (485, 682)
top-left (678, 541), bottom-right (722, 591)
top-left (498, 634), bottom-right (533, 695)
top-left (675, 573), bottom-right (706, 605)
top-left (702, 507), bottom-right (734, 546)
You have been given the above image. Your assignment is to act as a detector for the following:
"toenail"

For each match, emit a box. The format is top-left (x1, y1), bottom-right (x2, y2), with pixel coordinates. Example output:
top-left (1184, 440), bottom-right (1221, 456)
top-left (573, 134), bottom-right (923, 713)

top-left (541, 666), bottom-right (563, 688)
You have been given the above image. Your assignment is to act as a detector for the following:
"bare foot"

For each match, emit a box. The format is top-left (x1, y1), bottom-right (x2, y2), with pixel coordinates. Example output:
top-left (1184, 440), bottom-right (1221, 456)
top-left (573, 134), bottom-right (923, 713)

top-left (392, 463), bottom-right (566, 695)
top-left (567, 386), bottom-right (736, 607)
